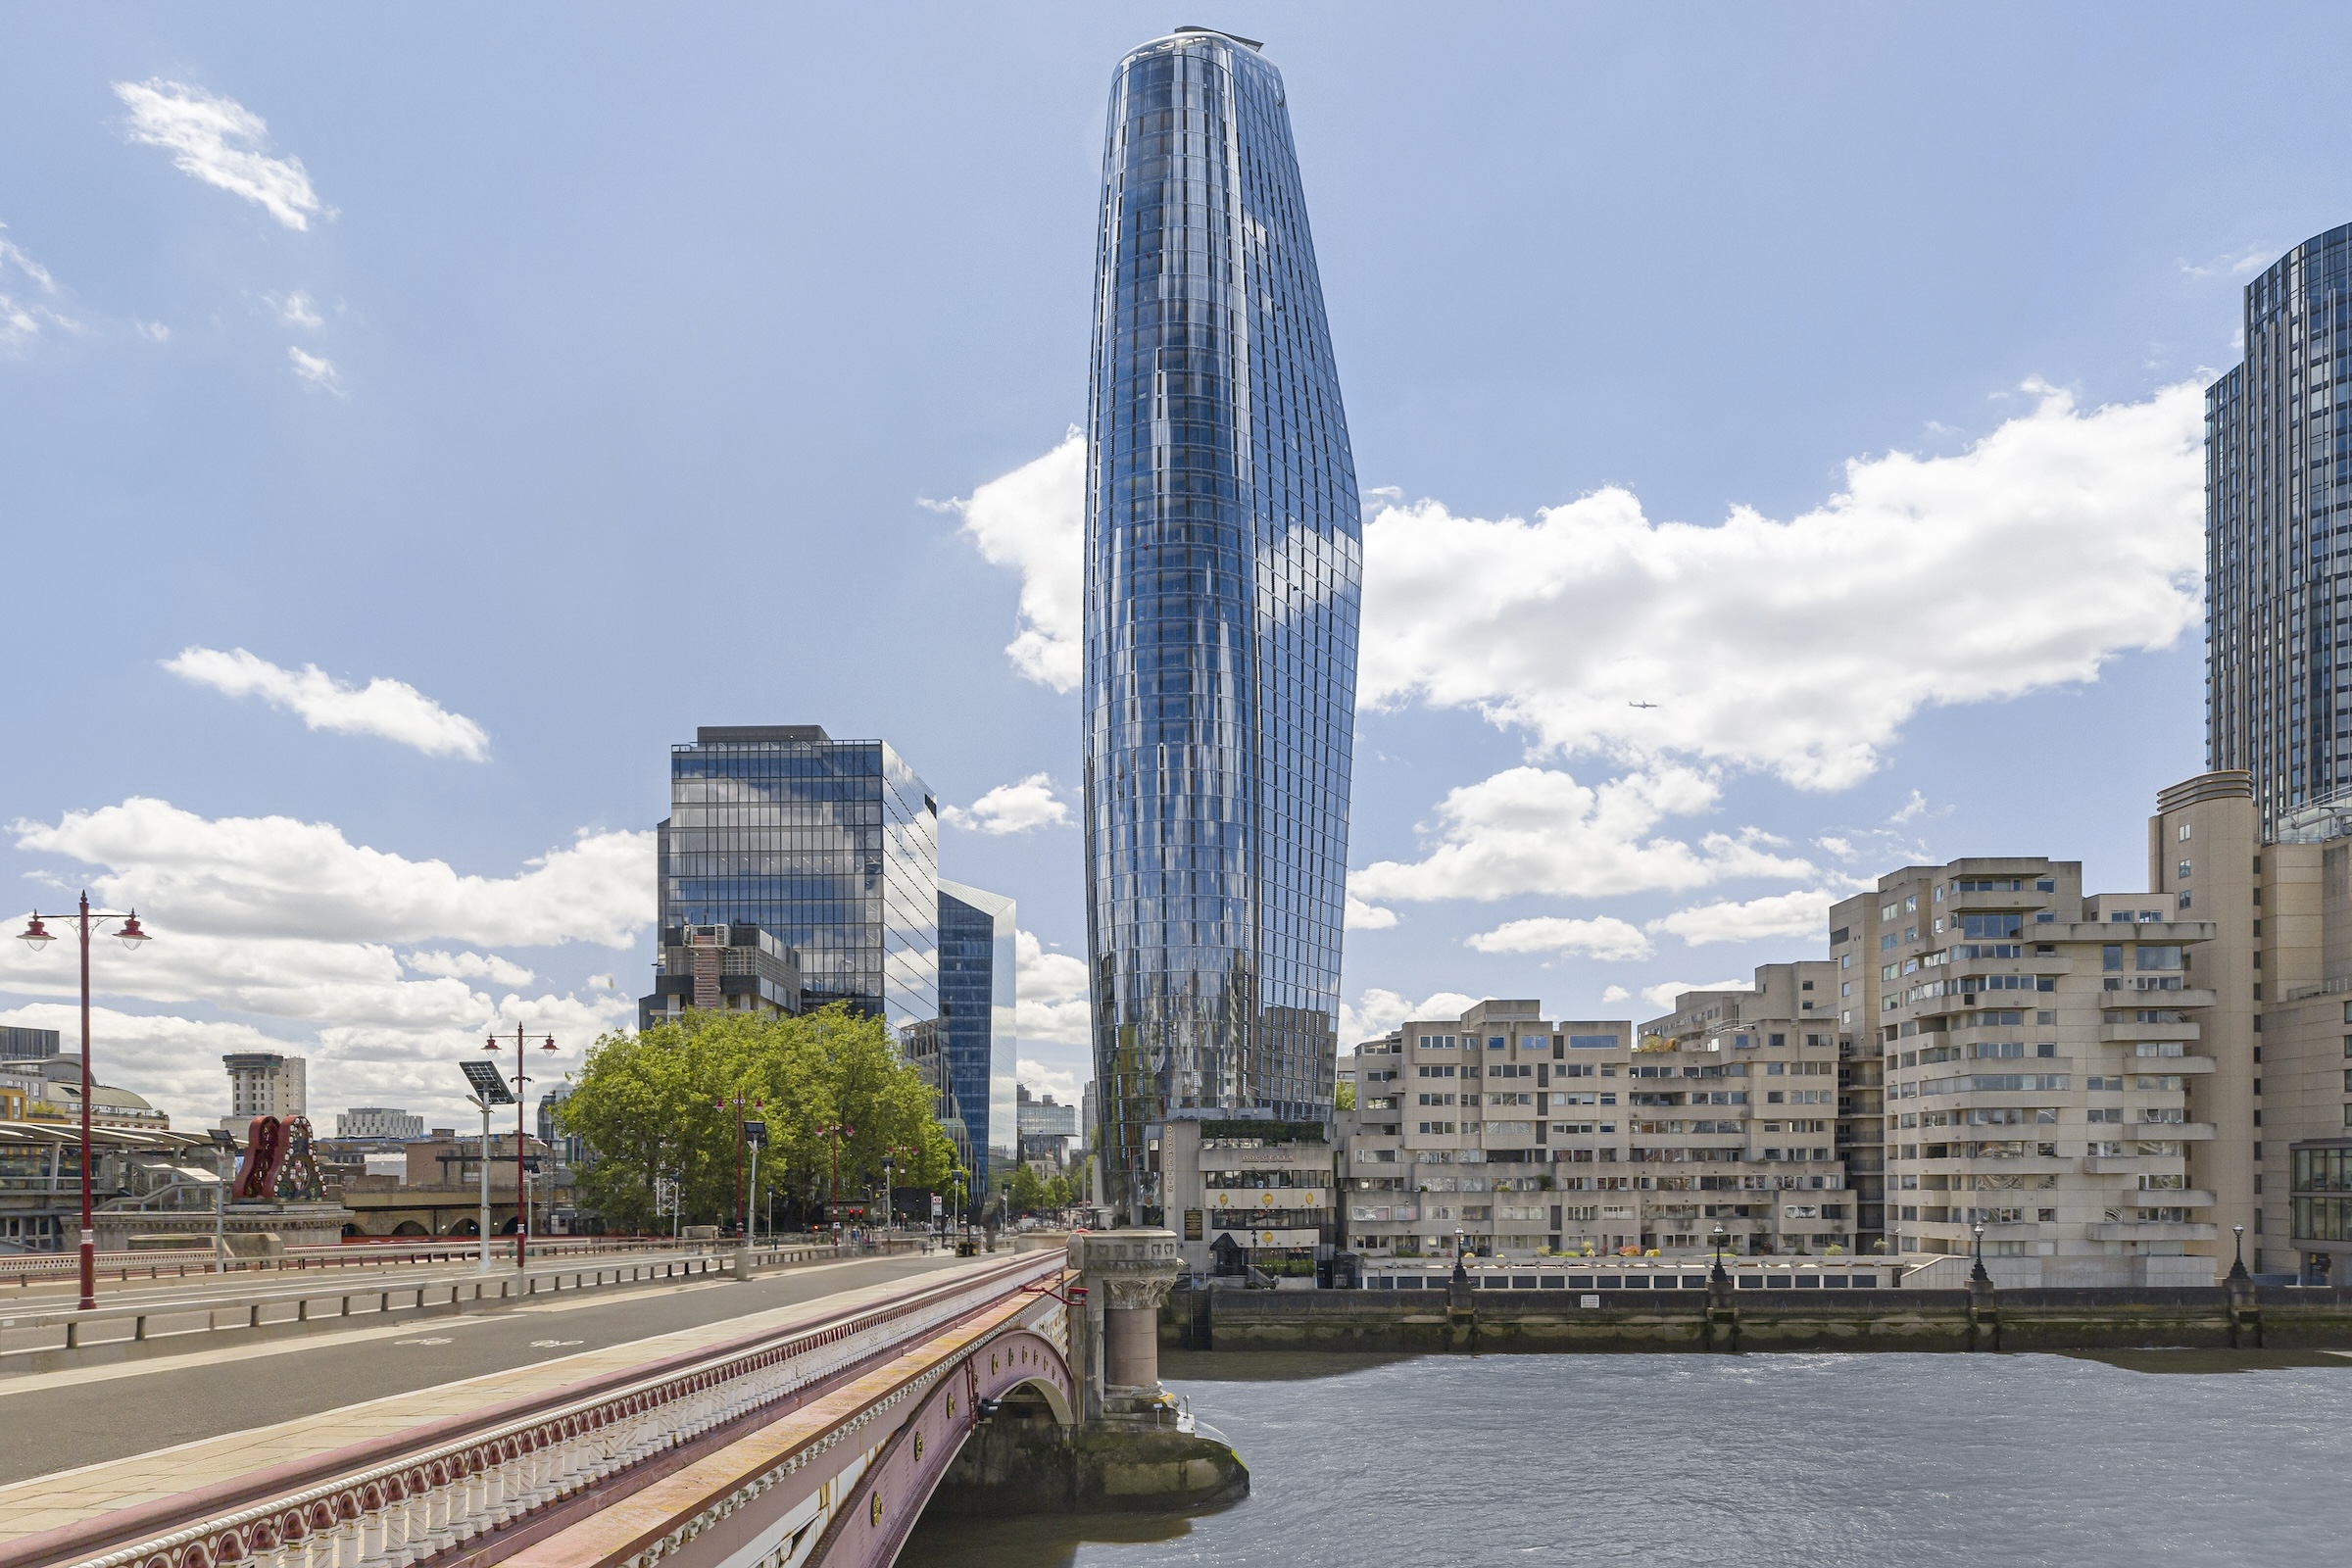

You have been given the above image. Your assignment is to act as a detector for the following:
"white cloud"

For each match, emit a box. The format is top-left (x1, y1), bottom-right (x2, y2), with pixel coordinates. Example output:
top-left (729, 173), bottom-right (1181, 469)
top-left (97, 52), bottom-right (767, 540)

top-left (1018, 1058), bottom-right (1083, 1104)
top-left (1014, 930), bottom-right (1090, 1046)
top-left (1647, 888), bottom-right (1836, 947)
top-left (276, 290), bottom-right (322, 328)
top-left (1, 803), bottom-right (650, 1131)
top-left (1351, 764), bottom-right (1812, 905)
top-left (165, 646), bottom-right (488, 760)
top-left (287, 345), bottom-right (343, 395)
top-left (1345, 895), bottom-right (1398, 931)
top-left (1466, 915), bottom-right (1653, 960)
top-left (136, 320), bottom-right (171, 342)
top-left (1599, 985), bottom-right (1631, 1004)
top-left (1639, 978), bottom-right (1751, 1014)
top-left (9, 798), bottom-right (654, 949)
top-left (405, 950), bottom-right (537, 987)
top-left (114, 79), bottom-right (323, 231)
top-left (926, 431), bottom-right (1083, 692)
top-left (1889, 791), bottom-right (1927, 824)
top-left (1359, 382), bottom-right (2203, 790)
top-left (1339, 988), bottom-right (1480, 1046)
top-left (940, 774), bottom-right (1069, 835)
top-left (0, 223), bottom-right (77, 348)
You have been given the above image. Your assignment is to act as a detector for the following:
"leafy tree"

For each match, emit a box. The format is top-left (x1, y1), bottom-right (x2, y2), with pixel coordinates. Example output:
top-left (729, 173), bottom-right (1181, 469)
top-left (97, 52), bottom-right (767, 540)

top-left (560, 1004), bottom-right (956, 1233)
top-left (1005, 1161), bottom-right (1048, 1214)
top-left (1335, 1079), bottom-right (1355, 1111)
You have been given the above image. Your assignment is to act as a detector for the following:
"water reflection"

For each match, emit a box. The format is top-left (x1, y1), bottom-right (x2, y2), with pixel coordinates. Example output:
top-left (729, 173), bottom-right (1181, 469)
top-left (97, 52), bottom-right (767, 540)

top-left (901, 1513), bottom-right (1193, 1568)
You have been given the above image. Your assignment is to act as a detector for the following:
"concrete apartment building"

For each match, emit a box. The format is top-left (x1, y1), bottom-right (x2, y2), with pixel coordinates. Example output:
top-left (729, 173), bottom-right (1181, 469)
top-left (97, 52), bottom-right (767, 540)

top-left (336, 1106), bottom-right (424, 1139)
top-left (1340, 997), bottom-right (1854, 1260)
top-left (2150, 770), bottom-right (2352, 1280)
top-left (1830, 857), bottom-right (2223, 1286)
top-left (1153, 1118), bottom-right (1334, 1278)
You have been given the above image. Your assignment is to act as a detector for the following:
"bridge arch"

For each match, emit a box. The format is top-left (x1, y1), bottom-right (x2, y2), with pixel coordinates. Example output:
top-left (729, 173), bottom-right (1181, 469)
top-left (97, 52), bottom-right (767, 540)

top-left (807, 1321), bottom-right (1075, 1568)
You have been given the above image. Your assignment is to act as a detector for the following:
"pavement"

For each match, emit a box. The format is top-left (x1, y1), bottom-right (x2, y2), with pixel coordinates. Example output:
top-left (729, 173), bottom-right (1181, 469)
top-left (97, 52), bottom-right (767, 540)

top-left (0, 1250), bottom-right (980, 1497)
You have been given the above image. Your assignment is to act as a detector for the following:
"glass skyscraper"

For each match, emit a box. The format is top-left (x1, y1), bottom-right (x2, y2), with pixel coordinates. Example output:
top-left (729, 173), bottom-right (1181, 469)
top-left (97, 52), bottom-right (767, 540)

top-left (654, 725), bottom-right (939, 1034)
top-left (1082, 28), bottom-right (1362, 1219)
top-left (2208, 223), bottom-right (2352, 839)
top-left (938, 879), bottom-right (1017, 1209)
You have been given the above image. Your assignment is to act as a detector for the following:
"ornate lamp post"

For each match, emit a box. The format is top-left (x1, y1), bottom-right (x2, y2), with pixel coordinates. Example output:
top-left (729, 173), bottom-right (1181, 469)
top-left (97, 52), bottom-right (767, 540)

top-left (1970, 1221), bottom-right (1990, 1286)
top-left (481, 1027), bottom-right (556, 1267)
top-left (1710, 1223), bottom-right (1730, 1285)
top-left (2230, 1222), bottom-right (2250, 1282)
top-left (712, 1096), bottom-right (762, 1236)
top-left (18, 895), bottom-right (151, 1311)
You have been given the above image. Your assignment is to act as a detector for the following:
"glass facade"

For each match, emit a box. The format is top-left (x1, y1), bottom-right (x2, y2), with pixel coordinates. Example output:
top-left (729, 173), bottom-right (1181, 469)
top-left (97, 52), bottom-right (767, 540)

top-left (1082, 29), bottom-right (1362, 1217)
top-left (657, 725), bottom-right (939, 1036)
top-left (938, 879), bottom-right (1018, 1210)
top-left (2207, 224), bottom-right (2352, 838)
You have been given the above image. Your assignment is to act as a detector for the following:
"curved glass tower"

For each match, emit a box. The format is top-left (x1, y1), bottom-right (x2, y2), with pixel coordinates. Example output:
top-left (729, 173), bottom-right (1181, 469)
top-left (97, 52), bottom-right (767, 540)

top-left (1082, 28), bottom-right (1362, 1219)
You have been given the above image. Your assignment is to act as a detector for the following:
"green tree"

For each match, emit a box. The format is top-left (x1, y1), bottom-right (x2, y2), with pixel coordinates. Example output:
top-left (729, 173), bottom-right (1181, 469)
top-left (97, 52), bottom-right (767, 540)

top-left (1005, 1161), bottom-right (1048, 1214)
top-left (560, 1004), bottom-right (956, 1233)
top-left (1335, 1079), bottom-right (1356, 1111)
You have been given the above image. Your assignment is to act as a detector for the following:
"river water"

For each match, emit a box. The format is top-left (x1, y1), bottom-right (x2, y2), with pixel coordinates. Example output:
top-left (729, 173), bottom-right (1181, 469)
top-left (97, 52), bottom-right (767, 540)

top-left (902, 1348), bottom-right (2352, 1566)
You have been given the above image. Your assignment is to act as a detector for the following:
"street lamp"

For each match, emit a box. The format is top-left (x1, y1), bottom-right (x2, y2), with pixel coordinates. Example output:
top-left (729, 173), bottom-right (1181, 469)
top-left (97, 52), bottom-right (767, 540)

top-left (1970, 1221), bottom-right (1989, 1286)
top-left (1452, 1224), bottom-right (1468, 1285)
top-left (1710, 1223), bottom-right (1730, 1285)
top-left (2230, 1222), bottom-right (2249, 1282)
top-left (713, 1097), bottom-right (763, 1237)
top-left (19, 894), bottom-right (152, 1311)
top-left (481, 1028), bottom-right (557, 1267)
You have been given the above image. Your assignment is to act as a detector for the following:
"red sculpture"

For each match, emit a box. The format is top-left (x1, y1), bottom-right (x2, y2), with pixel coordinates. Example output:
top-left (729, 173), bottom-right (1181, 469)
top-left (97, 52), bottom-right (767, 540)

top-left (233, 1115), bottom-right (287, 1201)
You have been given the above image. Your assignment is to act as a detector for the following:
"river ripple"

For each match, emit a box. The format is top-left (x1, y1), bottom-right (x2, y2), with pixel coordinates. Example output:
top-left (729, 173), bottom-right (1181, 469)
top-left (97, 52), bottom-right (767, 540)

top-left (903, 1348), bottom-right (2352, 1566)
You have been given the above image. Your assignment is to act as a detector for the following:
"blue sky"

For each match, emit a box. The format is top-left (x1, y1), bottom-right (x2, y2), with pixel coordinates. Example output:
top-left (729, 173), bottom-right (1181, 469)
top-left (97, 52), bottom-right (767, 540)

top-left (0, 2), bottom-right (2342, 1132)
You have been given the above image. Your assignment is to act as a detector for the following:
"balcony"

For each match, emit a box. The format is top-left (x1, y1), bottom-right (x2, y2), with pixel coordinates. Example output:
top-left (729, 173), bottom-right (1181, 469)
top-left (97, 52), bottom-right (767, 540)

top-left (2082, 1155), bottom-right (2180, 1174)
top-left (2037, 920), bottom-right (2216, 943)
top-left (2084, 1221), bottom-right (2216, 1242)
top-left (2097, 1020), bottom-right (2202, 1045)
top-left (2099, 1053), bottom-right (2216, 1075)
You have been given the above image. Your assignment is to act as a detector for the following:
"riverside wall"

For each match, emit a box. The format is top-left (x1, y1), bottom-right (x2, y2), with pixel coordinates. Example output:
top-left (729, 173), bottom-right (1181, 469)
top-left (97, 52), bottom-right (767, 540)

top-left (1164, 1281), bottom-right (2352, 1354)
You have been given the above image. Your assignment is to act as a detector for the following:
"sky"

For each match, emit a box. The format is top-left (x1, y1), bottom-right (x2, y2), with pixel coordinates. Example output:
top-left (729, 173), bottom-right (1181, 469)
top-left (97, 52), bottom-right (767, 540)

top-left (1, 2), bottom-right (2346, 1136)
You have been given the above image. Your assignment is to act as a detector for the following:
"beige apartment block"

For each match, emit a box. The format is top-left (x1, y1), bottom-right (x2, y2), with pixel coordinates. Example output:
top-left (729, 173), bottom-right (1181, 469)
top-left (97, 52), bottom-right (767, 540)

top-left (1341, 995), bottom-right (1853, 1261)
top-left (1838, 856), bottom-right (2221, 1285)
top-left (2150, 770), bottom-right (2352, 1280)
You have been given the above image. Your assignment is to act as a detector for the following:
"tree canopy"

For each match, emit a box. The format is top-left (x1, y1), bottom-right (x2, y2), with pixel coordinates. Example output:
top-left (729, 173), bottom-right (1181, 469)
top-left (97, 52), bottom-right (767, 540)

top-left (557, 1004), bottom-right (956, 1233)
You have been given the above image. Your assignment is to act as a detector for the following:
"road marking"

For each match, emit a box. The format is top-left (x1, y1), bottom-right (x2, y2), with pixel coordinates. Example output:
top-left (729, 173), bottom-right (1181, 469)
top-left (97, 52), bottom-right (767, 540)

top-left (396, 1338), bottom-right (455, 1347)
top-left (529, 1339), bottom-right (585, 1348)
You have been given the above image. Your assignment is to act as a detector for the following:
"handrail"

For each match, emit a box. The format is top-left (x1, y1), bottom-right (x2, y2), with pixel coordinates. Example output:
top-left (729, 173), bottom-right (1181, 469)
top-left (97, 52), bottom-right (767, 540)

top-left (1, 1250), bottom-right (1059, 1568)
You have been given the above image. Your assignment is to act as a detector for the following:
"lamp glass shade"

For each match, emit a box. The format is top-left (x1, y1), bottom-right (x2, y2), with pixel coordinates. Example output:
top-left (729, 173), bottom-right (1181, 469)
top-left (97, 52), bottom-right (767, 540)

top-left (16, 918), bottom-right (52, 951)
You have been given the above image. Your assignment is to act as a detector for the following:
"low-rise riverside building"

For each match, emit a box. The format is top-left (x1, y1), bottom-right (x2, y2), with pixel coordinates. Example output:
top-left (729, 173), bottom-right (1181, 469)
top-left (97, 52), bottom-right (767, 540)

top-left (1153, 1117), bottom-right (1335, 1278)
top-left (1340, 996), bottom-right (1853, 1262)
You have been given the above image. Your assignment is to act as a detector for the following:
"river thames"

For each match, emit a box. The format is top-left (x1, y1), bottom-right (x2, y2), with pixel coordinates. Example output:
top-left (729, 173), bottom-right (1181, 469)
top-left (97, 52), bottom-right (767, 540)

top-left (904, 1348), bottom-right (2352, 1566)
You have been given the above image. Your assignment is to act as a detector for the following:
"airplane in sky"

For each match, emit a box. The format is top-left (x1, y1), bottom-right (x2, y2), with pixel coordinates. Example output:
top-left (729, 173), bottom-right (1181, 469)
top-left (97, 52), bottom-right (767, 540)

top-left (1628, 701), bottom-right (1658, 710)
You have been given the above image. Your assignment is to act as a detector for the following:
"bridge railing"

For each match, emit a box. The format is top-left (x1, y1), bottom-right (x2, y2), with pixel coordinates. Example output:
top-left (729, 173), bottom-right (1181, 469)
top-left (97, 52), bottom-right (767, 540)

top-left (0, 1234), bottom-right (724, 1288)
top-left (0, 1252), bottom-right (747, 1358)
top-left (1, 1250), bottom-right (1062, 1568)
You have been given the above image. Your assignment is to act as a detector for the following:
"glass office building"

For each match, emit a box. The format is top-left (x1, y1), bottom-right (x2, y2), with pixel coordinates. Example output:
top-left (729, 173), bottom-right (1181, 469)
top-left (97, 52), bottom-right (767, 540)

top-left (653, 726), bottom-right (939, 1036)
top-left (938, 879), bottom-right (1018, 1211)
top-left (1082, 28), bottom-right (1363, 1218)
top-left (2208, 223), bottom-right (2352, 839)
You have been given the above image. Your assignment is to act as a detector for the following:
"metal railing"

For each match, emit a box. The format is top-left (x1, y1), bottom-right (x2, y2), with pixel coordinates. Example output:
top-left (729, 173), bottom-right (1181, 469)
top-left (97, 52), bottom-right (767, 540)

top-left (0, 1251), bottom-right (1061, 1568)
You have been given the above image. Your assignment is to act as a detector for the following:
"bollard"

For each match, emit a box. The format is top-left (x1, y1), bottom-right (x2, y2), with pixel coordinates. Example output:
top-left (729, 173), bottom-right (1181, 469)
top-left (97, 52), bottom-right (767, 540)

top-left (134, 1315), bottom-right (146, 1342)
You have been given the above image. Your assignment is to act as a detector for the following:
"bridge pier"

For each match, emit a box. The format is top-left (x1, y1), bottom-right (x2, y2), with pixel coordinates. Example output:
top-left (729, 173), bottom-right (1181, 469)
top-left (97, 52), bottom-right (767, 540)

top-left (1070, 1229), bottom-right (1183, 1422)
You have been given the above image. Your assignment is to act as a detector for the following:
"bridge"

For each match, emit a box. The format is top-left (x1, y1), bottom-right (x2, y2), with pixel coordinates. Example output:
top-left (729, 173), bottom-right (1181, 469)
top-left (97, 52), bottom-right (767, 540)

top-left (0, 1237), bottom-right (1195, 1568)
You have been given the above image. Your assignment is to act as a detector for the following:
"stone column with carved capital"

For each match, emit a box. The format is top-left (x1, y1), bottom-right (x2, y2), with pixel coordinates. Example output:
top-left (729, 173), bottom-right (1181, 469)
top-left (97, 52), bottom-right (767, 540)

top-left (1069, 1229), bottom-right (1181, 1419)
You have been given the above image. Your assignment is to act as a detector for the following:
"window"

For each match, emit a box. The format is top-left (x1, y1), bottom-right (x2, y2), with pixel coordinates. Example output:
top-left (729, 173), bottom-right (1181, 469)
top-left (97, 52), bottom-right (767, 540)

top-left (2178, 859), bottom-right (2192, 881)
top-left (1962, 914), bottom-right (2023, 940)
top-left (1906, 895), bottom-right (1918, 913)
top-left (2178, 822), bottom-right (2191, 842)
top-left (2104, 945), bottom-right (2124, 971)
top-left (2179, 891), bottom-right (2192, 910)
top-left (1566, 1034), bottom-right (1616, 1051)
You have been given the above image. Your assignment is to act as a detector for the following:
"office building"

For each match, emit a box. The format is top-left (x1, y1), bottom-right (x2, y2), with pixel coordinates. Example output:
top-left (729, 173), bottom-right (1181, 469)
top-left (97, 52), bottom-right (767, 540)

top-left (222, 1052), bottom-right (306, 1125)
top-left (0, 1027), bottom-right (59, 1062)
top-left (640, 922), bottom-right (803, 1029)
top-left (2206, 223), bottom-right (2352, 838)
top-left (937, 879), bottom-right (1017, 1200)
top-left (1017, 1083), bottom-right (1081, 1168)
top-left (336, 1106), bottom-right (424, 1140)
top-left (648, 725), bottom-right (939, 1039)
top-left (1083, 28), bottom-right (1363, 1218)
